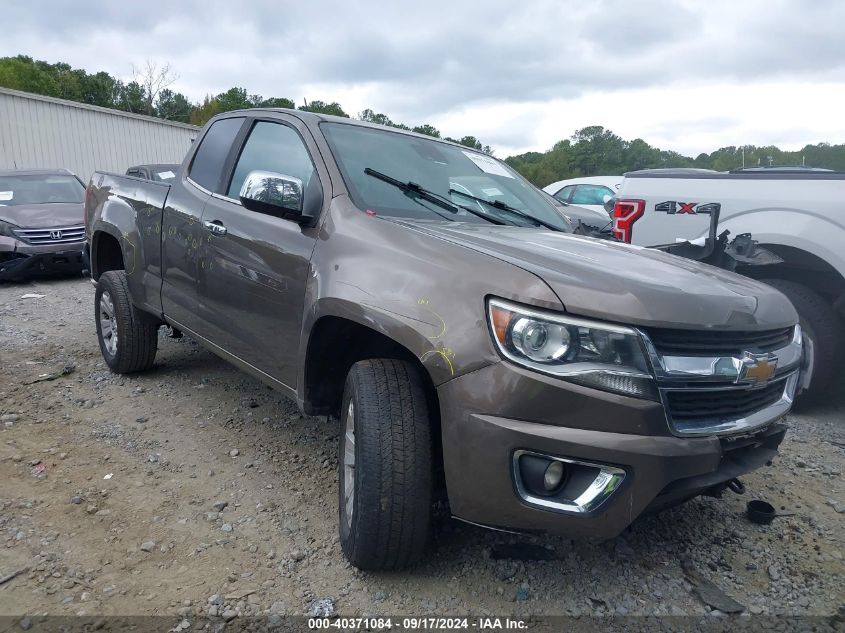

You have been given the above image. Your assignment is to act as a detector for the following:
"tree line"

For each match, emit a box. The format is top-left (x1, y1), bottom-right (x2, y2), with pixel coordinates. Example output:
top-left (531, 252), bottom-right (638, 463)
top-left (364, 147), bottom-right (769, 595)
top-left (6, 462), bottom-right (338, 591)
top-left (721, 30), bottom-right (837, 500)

top-left (2, 55), bottom-right (844, 186)
top-left (0, 55), bottom-right (490, 152)
top-left (505, 126), bottom-right (845, 186)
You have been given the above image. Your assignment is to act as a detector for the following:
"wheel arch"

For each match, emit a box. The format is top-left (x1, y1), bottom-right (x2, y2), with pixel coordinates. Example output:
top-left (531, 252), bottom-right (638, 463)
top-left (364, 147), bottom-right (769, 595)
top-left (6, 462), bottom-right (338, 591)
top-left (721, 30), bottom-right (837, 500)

top-left (739, 242), bottom-right (845, 306)
top-left (302, 313), bottom-right (440, 421)
top-left (91, 228), bottom-right (126, 280)
top-left (303, 313), bottom-right (448, 508)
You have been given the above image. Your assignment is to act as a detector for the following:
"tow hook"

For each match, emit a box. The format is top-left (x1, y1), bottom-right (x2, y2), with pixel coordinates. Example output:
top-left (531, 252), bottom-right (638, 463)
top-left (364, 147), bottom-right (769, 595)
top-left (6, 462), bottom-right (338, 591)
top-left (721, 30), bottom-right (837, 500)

top-left (704, 478), bottom-right (745, 499)
top-left (728, 478), bottom-right (745, 495)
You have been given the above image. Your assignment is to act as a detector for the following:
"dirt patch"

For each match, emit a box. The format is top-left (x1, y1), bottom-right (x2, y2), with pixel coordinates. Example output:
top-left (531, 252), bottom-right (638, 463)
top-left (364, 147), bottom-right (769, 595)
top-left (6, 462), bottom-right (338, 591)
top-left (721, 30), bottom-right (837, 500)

top-left (1, 277), bottom-right (843, 621)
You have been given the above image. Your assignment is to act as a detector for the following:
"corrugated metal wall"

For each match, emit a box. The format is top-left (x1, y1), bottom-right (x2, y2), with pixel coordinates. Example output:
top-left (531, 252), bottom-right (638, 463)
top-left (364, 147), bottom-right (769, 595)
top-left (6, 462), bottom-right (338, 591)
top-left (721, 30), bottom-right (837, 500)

top-left (0, 87), bottom-right (198, 182)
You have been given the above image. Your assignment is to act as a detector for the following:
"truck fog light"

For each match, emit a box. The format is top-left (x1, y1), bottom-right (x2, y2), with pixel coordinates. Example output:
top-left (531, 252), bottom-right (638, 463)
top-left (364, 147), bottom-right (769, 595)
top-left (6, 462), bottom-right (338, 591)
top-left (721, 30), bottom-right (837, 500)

top-left (543, 461), bottom-right (565, 492)
top-left (514, 450), bottom-right (626, 514)
top-left (518, 454), bottom-right (567, 497)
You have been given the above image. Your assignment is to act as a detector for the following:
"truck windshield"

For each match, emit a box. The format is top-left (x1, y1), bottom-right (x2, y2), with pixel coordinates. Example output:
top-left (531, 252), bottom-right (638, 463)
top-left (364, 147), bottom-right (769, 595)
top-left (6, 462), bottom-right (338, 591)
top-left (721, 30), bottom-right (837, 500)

top-left (321, 122), bottom-right (570, 231)
top-left (0, 175), bottom-right (84, 206)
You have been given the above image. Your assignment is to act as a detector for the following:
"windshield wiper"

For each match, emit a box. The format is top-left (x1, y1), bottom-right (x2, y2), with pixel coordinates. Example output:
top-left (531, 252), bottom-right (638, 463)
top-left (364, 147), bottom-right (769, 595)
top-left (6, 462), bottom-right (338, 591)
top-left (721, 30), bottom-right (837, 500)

top-left (448, 188), bottom-right (564, 232)
top-left (364, 168), bottom-right (507, 225)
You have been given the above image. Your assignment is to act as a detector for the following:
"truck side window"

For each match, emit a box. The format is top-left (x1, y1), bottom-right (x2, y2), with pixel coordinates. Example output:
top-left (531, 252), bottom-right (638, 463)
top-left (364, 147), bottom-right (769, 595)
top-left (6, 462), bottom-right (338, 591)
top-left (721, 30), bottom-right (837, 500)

top-left (188, 117), bottom-right (245, 192)
top-left (227, 122), bottom-right (316, 200)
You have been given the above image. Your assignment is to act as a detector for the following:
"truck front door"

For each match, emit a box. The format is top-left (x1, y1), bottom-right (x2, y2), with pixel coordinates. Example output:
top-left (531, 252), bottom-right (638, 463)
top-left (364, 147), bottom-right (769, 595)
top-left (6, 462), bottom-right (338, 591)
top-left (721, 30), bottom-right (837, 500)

top-left (195, 115), bottom-right (325, 388)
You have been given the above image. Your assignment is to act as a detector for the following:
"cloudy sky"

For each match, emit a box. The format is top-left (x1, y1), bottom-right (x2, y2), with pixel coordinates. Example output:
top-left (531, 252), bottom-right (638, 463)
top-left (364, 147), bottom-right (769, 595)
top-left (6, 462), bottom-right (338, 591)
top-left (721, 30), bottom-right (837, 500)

top-left (3, 0), bottom-right (845, 157)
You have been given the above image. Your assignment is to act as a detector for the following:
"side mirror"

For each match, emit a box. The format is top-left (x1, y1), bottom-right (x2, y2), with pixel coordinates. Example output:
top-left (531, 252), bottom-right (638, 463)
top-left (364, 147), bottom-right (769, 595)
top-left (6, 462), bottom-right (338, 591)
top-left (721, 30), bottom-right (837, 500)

top-left (239, 170), bottom-right (307, 222)
top-left (602, 194), bottom-right (612, 204)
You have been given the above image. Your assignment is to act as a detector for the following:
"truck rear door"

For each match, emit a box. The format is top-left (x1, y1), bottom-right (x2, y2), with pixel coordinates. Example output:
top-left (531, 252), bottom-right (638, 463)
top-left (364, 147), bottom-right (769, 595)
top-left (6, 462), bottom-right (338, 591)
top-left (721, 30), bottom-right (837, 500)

top-left (161, 116), bottom-right (245, 329)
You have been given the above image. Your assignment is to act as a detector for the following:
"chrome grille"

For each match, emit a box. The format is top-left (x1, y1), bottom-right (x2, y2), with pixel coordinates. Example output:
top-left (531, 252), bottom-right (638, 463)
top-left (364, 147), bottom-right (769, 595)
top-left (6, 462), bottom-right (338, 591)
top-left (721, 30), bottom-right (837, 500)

top-left (645, 326), bottom-right (793, 356)
top-left (13, 225), bottom-right (85, 245)
top-left (666, 380), bottom-right (786, 422)
top-left (640, 325), bottom-right (801, 436)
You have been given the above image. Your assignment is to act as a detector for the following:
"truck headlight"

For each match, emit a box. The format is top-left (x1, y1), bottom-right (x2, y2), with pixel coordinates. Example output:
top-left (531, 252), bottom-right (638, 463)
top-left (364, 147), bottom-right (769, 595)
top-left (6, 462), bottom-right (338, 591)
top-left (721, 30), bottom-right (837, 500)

top-left (487, 298), bottom-right (657, 399)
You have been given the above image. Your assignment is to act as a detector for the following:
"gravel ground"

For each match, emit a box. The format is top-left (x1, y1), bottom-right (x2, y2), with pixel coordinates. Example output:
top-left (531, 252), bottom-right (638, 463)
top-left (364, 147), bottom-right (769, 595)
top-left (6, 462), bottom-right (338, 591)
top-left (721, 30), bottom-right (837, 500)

top-left (1, 277), bottom-right (843, 622)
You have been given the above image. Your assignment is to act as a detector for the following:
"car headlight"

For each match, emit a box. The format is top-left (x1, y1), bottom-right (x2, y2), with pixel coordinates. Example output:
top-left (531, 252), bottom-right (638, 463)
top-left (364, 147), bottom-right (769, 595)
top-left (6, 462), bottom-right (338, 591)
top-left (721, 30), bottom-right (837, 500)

top-left (487, 298), bottom-right (657, 399)
top-left (0, 220), bottom-right (18, 238)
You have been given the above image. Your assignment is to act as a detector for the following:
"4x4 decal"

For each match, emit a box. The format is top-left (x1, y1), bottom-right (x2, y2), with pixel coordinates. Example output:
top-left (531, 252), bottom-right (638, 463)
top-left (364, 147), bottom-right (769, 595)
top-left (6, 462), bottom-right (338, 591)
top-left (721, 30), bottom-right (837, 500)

top-left (655, 201), bottom-right (721, 215)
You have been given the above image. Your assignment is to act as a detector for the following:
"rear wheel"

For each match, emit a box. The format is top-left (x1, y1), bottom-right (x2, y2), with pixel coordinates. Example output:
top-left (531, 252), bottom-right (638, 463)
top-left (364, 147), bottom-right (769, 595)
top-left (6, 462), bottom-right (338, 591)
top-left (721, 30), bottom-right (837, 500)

top-left (95, 270), bottom-right (158, 373)
top-left (338, 359), bottom-right (432, 570)
top-left (762, 278), bottom-right (841, 401)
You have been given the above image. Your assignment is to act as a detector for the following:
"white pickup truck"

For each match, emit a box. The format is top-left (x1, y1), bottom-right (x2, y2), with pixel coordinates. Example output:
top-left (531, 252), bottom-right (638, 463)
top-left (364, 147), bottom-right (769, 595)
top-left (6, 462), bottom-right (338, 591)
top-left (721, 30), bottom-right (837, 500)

top-left (612, 167), bottom-right (845, 399)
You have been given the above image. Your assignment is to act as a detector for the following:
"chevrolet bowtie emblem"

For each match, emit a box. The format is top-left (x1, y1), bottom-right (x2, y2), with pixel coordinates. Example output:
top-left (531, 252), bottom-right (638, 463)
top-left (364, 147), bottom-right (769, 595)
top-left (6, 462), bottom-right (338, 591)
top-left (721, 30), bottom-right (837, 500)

top-left (737, 352), bottom-right (778, 386)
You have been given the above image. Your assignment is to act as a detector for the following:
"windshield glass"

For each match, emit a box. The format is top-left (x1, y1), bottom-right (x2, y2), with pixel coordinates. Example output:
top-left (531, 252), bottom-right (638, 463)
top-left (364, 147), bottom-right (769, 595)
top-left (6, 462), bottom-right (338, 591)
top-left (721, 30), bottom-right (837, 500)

top-left (0, 175), bottom-right (84, 206)
top-left (321, 123), bottom-right (570, 231)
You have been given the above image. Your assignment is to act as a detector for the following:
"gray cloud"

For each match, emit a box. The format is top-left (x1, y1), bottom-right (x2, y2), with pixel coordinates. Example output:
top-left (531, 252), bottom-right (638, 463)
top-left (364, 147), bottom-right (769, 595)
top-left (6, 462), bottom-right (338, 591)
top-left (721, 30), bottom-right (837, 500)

top-left (2, 0), bottom-right (844, 152)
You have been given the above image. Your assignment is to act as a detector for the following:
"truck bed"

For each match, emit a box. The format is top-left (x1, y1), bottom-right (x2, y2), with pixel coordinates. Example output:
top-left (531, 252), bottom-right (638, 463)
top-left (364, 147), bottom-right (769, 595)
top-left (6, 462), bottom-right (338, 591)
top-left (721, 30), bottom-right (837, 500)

top-left (84, 172), bottom-right (171, 316)
top-left (619, 169), bottom-right (845, 268)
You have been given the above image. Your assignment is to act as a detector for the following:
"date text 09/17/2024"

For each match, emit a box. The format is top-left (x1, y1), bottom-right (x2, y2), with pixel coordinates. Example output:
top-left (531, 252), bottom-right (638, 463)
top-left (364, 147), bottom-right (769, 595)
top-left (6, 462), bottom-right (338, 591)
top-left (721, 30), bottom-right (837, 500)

top-left (308, 617), bottom-right (528, 630)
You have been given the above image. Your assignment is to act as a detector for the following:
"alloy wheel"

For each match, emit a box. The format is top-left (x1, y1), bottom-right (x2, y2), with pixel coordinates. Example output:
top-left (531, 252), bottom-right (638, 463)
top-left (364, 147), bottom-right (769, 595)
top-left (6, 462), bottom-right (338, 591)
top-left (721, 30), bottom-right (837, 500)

top-left (98, 291), bottom-right (118, 356)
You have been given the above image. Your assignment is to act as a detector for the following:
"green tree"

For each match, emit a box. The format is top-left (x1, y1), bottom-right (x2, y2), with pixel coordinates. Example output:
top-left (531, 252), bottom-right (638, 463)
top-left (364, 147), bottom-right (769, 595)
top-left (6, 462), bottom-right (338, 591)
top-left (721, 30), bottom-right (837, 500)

top-left (216, 87), bottom-right (251, 112)
top-left (45, 62), bottom-right (83, 101)
top-left (156, 88), bottom-right (193, 122)
top-left (116, 81), bottom-right (146, 113)
top-left (257, 96), bottom-right (295, 109)
top-left (299, 100), bottom-right (349, 117)
top-left (457, 135), bottom-right (482, 150)
top-left (190, 95), bottom-right (221, 126)
top-left (358, 108), bottom-right (394, 126)
top-left (569, 126), bottom-right (626, 176)
top-left (412, 123), bottom-right (440, 138)
top-left (80, 71), bottom-right (120, 108)
top-left (0, 55), bottom-right (58, 95)
top-left (622, 138), bottom-right (660, 171)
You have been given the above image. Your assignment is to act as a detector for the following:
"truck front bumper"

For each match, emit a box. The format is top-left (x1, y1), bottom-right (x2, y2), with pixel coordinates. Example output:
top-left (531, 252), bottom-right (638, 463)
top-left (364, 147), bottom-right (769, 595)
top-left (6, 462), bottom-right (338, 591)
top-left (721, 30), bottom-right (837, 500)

top-left (437, 362), bottom-right (786, 540)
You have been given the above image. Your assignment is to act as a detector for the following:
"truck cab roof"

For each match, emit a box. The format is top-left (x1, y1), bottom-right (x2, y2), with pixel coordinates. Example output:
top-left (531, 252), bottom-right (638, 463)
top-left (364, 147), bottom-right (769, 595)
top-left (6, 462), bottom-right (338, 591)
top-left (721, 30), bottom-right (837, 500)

top-left (218, 107), bottom-right (481, 152)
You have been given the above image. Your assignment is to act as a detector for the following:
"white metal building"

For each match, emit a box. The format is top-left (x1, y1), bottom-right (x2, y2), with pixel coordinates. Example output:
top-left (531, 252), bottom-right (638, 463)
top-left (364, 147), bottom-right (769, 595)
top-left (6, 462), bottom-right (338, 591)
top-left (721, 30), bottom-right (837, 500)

top-left (0, 87), bottom-right (198, 182)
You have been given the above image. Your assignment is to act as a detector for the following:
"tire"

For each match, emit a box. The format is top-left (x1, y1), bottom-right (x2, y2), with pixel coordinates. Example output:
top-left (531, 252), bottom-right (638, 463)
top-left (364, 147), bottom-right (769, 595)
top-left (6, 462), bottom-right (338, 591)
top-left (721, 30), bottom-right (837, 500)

top-left (762, 279), bottom-right (841, 400)
top-left (95, 270), bottom-right (158, 373)
top-left (338, 359), bottom-right (432, 570)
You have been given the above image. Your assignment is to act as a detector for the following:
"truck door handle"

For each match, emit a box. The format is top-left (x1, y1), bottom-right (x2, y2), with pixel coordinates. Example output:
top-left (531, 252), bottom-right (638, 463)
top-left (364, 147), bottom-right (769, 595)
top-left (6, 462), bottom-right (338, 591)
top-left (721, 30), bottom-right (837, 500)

top-left (203, 220), bottom-right (227, 236)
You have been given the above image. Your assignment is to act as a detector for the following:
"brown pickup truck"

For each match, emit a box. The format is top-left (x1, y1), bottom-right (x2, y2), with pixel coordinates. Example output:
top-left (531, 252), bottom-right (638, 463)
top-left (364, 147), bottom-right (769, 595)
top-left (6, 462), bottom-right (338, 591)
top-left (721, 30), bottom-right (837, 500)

top-left (0, 169), bottom-right (86, 280)
top-left (84, 109), bottom-right (802, 570)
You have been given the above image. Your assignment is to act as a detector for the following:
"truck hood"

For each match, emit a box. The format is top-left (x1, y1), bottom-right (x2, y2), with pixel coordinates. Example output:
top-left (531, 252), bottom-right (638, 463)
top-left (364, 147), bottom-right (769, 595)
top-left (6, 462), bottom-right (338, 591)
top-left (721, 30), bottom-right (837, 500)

top-left (394, 220), bottom-right (797, 330)
top-left (0, 203), bottom-right (84, 229)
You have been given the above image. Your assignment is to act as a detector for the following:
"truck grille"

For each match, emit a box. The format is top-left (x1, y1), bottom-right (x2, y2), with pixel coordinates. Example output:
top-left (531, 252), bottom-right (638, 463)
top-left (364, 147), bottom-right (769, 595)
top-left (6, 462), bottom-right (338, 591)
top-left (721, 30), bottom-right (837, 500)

top-left (665, 379), bottom-right (786, 423)
top-left (646, 326), bottom-right (793, 356)
top-left (13, 225), bottom-right (85, 245)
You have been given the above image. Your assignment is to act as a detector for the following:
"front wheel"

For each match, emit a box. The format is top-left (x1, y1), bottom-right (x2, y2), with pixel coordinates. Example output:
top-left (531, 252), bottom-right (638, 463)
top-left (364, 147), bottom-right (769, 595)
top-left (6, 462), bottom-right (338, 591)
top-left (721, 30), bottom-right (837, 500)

top-left (95, 270), bottom-right (158, 373)
top-left (762, 279), bottom-right (841, 401)
top-left (338, 359), bottom-right (432, 570)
